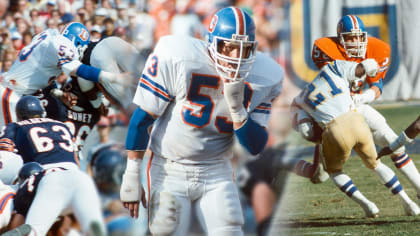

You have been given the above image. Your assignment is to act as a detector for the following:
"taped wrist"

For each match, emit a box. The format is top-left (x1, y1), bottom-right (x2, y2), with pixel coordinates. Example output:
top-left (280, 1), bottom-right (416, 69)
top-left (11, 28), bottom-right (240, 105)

top-left (390, 131), bottom-right (413, 151)
top-left (234, 118), bottom-right (268, 155)
top-left (230, 107), bottom-right (248, 123)
top-left (126, 158), bottom-right (142, 174)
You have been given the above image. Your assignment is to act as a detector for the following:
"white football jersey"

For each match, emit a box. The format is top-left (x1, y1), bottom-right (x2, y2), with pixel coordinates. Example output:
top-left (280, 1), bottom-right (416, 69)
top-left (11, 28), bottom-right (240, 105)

top-left (90, 37), bottom-right (143, 109)
top-left (132, 35), bottom-right (283, 164)
top-left (3, 29), bottom-right (80, 95)
top-left (294, 60), bottom-right (357, 126)
top-left (0, 182), bottom-right (15, 228)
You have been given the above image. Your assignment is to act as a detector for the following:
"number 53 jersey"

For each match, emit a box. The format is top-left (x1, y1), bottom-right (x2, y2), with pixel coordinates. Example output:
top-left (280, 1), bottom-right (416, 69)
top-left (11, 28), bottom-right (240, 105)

top-left (132, 35), bottom-right (283, 164)
top-left (3, 29), bottom-right (80, 95)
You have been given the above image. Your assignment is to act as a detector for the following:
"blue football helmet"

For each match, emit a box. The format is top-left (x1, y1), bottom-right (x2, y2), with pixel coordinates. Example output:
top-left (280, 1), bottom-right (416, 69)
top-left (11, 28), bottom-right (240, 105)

top-left (337, 15), bottom-right (368, 58)
top-left (208, 7), bottom-right (257, 81)
top-left (18, 162), bottom-right (44, 184)
top-left (91, 148), bottom-right (126, 194)
top-left (16, 95), bottom-right (46, 121)
top-left (61, 22), bottom-right (90, 60)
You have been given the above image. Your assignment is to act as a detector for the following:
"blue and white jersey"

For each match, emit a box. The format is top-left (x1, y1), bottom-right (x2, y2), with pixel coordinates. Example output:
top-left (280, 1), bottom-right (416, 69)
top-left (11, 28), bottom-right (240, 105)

top-left (2, 29), bottom-right (80, 95)
top-left (132, 35), bottom-right (283, 164)
top-left (0, 118), bottom-right (77, 165)
top-left (293, 60), bottom-right (357, 126)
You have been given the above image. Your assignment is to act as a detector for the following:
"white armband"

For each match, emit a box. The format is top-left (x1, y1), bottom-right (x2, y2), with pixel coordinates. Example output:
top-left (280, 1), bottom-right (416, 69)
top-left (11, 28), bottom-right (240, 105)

top-left (389, 131), bottom-right (413, 151)
top-left (353, 88), bottom-right (376, 105)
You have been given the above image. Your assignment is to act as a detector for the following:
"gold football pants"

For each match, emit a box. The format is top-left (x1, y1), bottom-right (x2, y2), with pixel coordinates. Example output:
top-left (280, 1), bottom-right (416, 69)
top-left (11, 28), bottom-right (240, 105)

top-left (322, 111), bottom-right (378, 173)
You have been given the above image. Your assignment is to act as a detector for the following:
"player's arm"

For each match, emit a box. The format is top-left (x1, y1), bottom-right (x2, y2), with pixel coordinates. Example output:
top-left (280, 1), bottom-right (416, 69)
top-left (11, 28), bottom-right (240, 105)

top-left (55, 42), bottom-right (132, 86)
top-left (378, 115), bottom-right (420, 159)
top-left (120, 107), bottom-right (157, 218)
top-left (223, 80), bottom-right (268, 155)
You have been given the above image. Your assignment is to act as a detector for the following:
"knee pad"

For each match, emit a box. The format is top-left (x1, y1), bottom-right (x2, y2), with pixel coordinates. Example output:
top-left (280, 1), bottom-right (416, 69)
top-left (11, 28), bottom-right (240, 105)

top-left (149, 192), bottom-right (179, 236)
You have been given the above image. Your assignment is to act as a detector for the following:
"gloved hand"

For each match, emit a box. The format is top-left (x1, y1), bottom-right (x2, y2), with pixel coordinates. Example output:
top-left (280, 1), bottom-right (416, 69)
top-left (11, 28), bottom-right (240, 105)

top-left (223, 79), bottom-right (247, 123)
top-left (361, 59), bottom-right (379, 77)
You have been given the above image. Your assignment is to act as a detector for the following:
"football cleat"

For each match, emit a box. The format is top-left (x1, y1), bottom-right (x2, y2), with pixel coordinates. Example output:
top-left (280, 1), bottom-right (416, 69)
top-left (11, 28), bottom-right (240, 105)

top-left (402, 200), bottom-right (420, 216)
top-left (362, 201), bottom-right (379, 218)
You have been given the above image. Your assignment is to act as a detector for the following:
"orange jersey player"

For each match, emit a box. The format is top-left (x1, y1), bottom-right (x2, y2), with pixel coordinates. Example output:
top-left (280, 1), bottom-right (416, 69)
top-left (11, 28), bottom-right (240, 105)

top-left (312, 15), bottom-right (390, 102)
top-left (299, 15), bottom-right (420, 203)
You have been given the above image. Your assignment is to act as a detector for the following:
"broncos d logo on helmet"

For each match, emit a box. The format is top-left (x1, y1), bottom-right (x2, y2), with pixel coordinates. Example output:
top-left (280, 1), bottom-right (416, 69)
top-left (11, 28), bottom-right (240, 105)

top-left (208, 15), bottom-right (218, 33)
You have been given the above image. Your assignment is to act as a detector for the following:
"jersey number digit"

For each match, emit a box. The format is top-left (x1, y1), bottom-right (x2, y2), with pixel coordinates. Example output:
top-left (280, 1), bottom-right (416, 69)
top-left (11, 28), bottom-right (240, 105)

top-left (304, 71), bottom-right (343, 109)
top-left (19, 33), bottom-right (48, 62)
top-left (29, 125), bottom-right (74, 153)
top-left (182, 74), bottom-right (252, 133)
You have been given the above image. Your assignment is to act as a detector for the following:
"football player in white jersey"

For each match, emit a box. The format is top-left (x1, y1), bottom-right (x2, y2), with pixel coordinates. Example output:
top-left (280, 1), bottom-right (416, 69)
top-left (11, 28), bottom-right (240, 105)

top-left (293, 59), bottom-right (420, 217)
top-left (77, 36), bottom-right (143, 111)
top-left (0, 22), bottom-right (131, 126)
top-left (120, 7), bottom-right (283, 236)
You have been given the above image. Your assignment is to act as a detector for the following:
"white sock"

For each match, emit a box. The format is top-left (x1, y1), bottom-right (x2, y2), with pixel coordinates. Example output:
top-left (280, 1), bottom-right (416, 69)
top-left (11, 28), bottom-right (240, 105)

top-left (392, 153), bottom-right (420, 195)
top-left (331, 172), bottom-right (371, 205)
top-left (374, 162), bottom-right (411, 203)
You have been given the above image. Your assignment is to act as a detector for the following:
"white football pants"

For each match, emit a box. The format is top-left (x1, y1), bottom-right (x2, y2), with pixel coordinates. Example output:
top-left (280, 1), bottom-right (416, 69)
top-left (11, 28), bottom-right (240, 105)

top-left (147, 154), bottom-right (244, 236)
top-left (25, 168), bottom-right (106, 236)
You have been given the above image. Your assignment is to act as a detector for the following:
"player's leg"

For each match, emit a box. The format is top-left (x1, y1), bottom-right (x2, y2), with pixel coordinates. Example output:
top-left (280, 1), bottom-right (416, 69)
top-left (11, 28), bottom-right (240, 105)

top-left (0, 86), bottom-right (20, 126)
top-left (147, 155), bottom-right (191, 236)
top-left (353, 113), bottom-right (420, 216)
top-left (323, 113), bottom-right (378, 217)
top-left (237, 153), bottom-right (277, 236)
top-left (195, 160), bottom-right (244, 236)
top-left (70, 170), bottom-right (106, 235)
top-left (358, 104), bottom-right (420, 199)
top-left (24, 172), bottom-right (72, 235)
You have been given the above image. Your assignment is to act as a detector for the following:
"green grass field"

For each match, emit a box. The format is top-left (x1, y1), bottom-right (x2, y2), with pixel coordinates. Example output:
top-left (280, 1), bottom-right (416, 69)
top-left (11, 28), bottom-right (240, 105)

top-left (271, 105), bottom-right (420, 235)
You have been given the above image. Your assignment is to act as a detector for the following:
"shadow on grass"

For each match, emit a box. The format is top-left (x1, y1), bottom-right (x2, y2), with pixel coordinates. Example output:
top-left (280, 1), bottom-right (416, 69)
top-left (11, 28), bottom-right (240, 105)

top-left (280, 217), bottom-right (420, 228)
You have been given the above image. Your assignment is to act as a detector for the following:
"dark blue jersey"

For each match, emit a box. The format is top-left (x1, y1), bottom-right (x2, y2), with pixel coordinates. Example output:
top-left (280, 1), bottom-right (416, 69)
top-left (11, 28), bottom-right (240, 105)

top-left (13, 171), bottom-right (43, 216)
top-left (0, 118), bottom-right (77, 165)
top-left (35, 77), bottom-right (101, 151)
top-left (14, 168), bottom-right (64, 216)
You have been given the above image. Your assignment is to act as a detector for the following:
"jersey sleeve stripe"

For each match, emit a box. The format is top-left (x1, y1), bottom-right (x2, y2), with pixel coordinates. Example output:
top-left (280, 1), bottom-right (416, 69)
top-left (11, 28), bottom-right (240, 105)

top-left (140, 75), bottom-right (174, 102)
top-left (253, 109), bottom-right (271, 114)
top-left (141, 74), bottom-right (171, 97)
top-left (0, 192), bottom-right (15, 213)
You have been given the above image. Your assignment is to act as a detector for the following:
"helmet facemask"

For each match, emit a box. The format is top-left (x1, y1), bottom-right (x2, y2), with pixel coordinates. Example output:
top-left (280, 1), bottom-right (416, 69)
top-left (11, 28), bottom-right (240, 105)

top-left (339, 29), bottom-right (367, 58)
top-left (209, 35), bottom-right (257, 82)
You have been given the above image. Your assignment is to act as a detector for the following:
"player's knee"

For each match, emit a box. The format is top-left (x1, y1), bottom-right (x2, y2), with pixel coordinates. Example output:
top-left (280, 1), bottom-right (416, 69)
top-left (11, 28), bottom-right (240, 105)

top-left (149, 192), bottom-right (179, 236)
top-left (218, 189), bottom-right (244, 227)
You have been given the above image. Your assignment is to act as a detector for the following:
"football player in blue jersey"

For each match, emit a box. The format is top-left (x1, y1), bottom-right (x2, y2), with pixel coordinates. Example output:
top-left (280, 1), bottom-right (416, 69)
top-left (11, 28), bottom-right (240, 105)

top-left (0, 96), bottom-right (106, 236)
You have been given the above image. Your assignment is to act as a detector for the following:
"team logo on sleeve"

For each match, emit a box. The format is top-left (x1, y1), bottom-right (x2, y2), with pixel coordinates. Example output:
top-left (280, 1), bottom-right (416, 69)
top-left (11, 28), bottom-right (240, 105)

top-left (208, 15), bottom-right (218, 33)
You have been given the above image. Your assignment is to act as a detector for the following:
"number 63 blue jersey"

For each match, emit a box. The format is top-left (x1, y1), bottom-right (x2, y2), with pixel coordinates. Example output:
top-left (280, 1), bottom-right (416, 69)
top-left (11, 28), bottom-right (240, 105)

top-left (132, 35), bottom-right (283, 164)
top-left (0, 118), bottom-right (77, 165)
